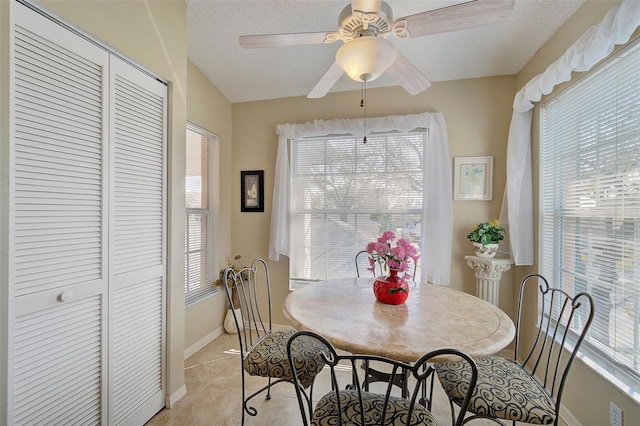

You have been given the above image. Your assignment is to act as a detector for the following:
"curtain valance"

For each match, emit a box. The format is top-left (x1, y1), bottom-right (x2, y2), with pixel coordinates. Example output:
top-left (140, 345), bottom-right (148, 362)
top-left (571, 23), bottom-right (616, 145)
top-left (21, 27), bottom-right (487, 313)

top-left (503, 0), bottom-right (640, 265)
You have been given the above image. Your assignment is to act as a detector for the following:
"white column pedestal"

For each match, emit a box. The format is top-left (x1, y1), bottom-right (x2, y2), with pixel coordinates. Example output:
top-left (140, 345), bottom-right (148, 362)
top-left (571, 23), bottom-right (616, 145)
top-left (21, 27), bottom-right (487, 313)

top-left (465, 255), bottom-right (514, 306)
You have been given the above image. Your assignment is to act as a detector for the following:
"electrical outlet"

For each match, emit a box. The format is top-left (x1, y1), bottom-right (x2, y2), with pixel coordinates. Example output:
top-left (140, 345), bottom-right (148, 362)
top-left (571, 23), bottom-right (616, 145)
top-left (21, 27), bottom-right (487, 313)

top-left (610, 401), bottom-right (623, 426)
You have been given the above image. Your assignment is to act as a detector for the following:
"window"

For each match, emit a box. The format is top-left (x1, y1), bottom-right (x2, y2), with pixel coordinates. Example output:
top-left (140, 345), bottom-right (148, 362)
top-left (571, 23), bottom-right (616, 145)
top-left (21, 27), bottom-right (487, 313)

top-left (289, 132), bottom-right (424, 289)
top-left (185, 123), bottom-right (219, 306)
top-left (540, 39), bottom-right (640, 397)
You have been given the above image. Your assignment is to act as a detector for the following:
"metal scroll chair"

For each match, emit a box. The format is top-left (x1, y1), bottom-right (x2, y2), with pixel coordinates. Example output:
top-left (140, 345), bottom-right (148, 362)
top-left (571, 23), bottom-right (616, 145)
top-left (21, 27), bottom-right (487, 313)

top-left (287, 330), bottom-right (478, 426)
top-left (222, 258), bottom-right (326, 424)
top-left (355, 249), bottom-right (378, 278)
top-left (435, 273), bottom-right (595, 426)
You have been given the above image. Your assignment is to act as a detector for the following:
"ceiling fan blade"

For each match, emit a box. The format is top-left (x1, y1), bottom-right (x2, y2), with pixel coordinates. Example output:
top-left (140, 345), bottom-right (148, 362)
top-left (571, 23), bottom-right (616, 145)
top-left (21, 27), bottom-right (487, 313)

top-left (395, 0), bottom-right (514, 39)
top-left (239, 32), bottom-right (331, 49)
top-left (307, 62), bottom-right (344, 99)
top-left (386, 53), bottom-right (431, 95)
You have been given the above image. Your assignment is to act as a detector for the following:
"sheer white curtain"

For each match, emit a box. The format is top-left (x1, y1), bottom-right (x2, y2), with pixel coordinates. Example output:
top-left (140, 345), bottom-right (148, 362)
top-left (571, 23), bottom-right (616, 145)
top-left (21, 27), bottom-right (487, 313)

top-left (269, 112), bottom-right (453, 285)
top-left (502, 0), bottom-right (640, 265)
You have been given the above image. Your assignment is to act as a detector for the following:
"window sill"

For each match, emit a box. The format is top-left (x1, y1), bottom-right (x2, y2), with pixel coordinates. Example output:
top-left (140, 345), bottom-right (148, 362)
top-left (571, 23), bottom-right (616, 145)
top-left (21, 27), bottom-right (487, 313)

top-left (577, 345), bottom-right (640, 406)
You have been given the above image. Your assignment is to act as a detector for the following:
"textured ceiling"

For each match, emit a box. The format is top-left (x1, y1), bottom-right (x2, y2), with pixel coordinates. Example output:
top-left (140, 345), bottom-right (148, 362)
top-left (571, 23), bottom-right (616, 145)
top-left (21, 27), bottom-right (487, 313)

top-left (187, 0), bottom-right (585, 103)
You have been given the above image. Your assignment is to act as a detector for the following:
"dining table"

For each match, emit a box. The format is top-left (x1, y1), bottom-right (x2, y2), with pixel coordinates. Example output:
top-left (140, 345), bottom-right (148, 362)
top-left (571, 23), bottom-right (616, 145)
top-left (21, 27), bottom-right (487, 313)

top-left (282, 277), bottom-right (515, 363)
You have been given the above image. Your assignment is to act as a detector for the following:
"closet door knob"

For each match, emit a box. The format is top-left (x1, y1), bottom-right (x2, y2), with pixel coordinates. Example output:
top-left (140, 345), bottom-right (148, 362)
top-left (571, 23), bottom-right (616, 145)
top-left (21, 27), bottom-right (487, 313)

top-left (58, 291), bottom-right (74, 302)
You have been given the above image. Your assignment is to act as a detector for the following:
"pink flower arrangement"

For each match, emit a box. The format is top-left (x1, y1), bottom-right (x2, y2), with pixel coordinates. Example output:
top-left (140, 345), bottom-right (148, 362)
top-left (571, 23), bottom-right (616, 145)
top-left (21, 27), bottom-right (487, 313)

top-left (366, 231), bottom-right (420, 278)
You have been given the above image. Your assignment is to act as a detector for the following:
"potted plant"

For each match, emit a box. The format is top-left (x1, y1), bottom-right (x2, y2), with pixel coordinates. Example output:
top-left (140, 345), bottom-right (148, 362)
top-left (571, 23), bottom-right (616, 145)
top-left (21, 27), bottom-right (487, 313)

top-left (366, 231), bottom-right (420, 304)
top-left (216, 255), bottom-right (245, 333)
top-left (467, 219), bottom-right (505, 258)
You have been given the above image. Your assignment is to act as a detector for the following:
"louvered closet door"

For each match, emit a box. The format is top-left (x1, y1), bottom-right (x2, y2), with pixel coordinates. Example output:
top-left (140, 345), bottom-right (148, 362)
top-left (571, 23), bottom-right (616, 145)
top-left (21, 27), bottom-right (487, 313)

top-left (109, 57), bottom-right (167, 426)
top-left (11, 4), bottom-right (109, 425)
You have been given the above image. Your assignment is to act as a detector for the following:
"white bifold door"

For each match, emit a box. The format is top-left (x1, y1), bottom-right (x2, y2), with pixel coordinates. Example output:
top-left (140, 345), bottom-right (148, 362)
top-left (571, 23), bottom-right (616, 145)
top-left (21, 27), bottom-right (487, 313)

top-left (8, 2), bottom-right (167, 424)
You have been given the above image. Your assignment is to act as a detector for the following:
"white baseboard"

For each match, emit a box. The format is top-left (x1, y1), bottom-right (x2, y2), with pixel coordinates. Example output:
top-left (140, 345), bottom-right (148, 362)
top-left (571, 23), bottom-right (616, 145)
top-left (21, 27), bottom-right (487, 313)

top-left (184, 323), bottom-right (293, 361)
top-left (173, 323), bottom-right (294, 408)
top-left (273, 323), bottom-right (294, 331)
top-left (184, 326), bottom-right (225, 359)
top-left (166, 384), bottom-right (187, 408)
top-left (559, 402), bottom-right (581, 426)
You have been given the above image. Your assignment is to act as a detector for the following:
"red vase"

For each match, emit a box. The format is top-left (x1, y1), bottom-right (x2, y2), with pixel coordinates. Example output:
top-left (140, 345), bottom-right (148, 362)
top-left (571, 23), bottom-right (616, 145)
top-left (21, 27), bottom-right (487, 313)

top-left (373, 269), bottom-right (410, 305)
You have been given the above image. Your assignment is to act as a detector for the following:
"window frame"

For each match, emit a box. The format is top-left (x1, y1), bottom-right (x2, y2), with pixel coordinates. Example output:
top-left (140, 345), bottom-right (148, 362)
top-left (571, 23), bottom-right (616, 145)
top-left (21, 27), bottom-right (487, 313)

top-left (288, 131), bottom-right (426, 289)
top-left (538, 37), bottom-right (640, 402)
top-left (185, 122), bottom-right (219, 306)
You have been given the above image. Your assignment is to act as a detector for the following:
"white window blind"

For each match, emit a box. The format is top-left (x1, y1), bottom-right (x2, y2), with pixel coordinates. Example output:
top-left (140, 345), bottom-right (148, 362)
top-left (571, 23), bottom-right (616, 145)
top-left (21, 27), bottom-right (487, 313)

top-left (540, 38), bottom-right (640, 394)
top-left (289, 132), bottom-right (424, 289)
top-left (185, 123), bottom-right (219, 306)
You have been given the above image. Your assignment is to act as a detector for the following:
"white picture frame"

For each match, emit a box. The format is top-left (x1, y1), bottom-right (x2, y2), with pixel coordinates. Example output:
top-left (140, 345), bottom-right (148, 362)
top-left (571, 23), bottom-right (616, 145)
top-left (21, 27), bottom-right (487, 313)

top-left (453, 156), bottom-right (493, 201)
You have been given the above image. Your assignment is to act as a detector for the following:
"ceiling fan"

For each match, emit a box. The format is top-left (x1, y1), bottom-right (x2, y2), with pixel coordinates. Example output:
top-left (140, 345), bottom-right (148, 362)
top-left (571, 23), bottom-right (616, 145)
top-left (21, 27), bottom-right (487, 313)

top-left (239, 0), bottom-right (515, 98)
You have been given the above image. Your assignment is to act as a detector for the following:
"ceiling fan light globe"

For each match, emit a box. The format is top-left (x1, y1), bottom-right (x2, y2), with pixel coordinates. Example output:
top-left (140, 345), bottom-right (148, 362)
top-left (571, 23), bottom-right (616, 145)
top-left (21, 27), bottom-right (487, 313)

top-left (336, 36), bottom-right (397, 83)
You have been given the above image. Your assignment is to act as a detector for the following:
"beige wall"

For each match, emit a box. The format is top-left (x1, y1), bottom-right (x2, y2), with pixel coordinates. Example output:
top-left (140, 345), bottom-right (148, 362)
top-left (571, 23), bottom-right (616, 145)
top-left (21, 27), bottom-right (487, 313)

top-left (185, 60), bottom-right (233, 351)
top-left (4, 0), bottom-right (637, 423)
top-left (515, 1), bottom-right (640, 424)
top-left (231, 75), bottom-right (517, 325)
top-left (31, 0), bottom-right (188, 404)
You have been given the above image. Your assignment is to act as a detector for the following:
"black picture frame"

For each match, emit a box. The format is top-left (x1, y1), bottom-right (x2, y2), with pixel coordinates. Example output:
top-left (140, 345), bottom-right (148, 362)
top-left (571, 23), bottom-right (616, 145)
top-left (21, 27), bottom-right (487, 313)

top-left (241, 170), bottom-right (264, 212)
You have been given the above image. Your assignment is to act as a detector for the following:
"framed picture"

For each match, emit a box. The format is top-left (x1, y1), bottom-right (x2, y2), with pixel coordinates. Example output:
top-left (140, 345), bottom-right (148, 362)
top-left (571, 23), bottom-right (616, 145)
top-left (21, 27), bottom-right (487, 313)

top-left (453, 156), bottom-right (493, 201)
top-left (241, 170), bottom-right (264, 212)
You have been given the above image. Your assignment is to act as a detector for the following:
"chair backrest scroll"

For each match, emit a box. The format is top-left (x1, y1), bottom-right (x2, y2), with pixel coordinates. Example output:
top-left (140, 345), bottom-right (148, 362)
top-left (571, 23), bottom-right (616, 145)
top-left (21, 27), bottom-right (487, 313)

top-left (223, 257), bottom-right (272, 355)
top-left (514, 273), bottom-right (595, 413)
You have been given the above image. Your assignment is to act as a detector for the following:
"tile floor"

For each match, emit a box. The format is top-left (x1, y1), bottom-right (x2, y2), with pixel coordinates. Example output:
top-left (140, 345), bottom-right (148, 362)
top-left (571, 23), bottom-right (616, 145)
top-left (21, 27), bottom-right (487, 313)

top-left (146, 332), bottom-right (504, 426)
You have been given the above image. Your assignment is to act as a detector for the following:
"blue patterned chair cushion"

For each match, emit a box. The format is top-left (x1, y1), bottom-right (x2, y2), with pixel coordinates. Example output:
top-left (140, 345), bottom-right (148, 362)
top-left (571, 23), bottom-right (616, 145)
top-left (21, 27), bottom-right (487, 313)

top-left (311, 389), bottom-right (437, 426)
top-left (435, 355), bottom-right (556, 424)
top-left (243, 329), bottom-right (325, 389)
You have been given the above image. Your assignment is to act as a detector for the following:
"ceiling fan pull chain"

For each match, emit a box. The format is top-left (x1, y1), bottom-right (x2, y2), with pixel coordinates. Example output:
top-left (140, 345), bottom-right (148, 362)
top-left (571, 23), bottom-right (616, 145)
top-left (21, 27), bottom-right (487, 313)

top-left (362, 80), bottom-right (367, 144)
